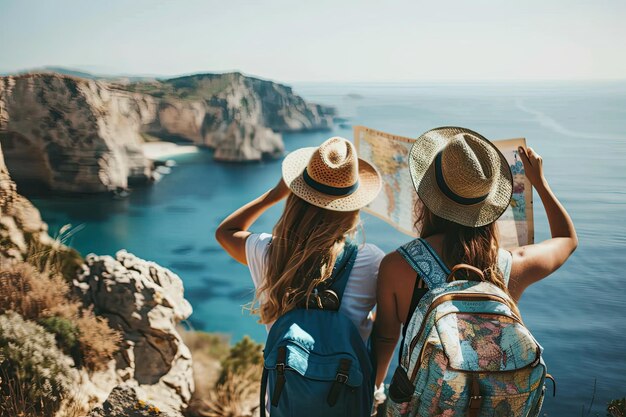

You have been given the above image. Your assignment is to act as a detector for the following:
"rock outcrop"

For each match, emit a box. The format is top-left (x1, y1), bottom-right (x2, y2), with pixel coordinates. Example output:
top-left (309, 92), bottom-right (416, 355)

top-left (0, 142), bottom-right (195, 415)
top-left (0, 140), bottom-right (70, 262)
top-left (0, 74), bottom-right (155, 193)
top-left (88, 386), bottom-right (175, 417)
top-left (0, 71), bottom-right (334, 193)
top-left (75, 250), bottom-right (194, 415)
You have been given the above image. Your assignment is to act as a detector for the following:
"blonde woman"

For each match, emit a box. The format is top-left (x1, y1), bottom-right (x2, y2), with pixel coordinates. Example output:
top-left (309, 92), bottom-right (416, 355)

top-left (216, 137), bottom-right (384, 416)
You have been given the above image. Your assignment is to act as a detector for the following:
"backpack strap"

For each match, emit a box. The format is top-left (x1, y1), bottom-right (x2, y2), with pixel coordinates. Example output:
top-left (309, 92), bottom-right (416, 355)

top-left (323, 240), bottom-right (359, 303)
top-left (396, 238), bottom-right (450, 291)
top-left (260, 367), bottom-right (268, 417)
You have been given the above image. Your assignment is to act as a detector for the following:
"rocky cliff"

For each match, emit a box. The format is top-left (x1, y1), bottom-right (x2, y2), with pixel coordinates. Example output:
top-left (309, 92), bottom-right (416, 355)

top-left (0, 72), bottom-right (334, 193)
top-left (0, 142), bottom-right (194, 415)
top-left (0, 139), bottom-right (75, 263)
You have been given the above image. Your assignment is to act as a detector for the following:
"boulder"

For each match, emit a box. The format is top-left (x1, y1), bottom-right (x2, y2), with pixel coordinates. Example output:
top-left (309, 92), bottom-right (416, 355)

top-left (75, 250), bottom-right (194, 414)
top-left (87, 385), bottom-right (176, 417)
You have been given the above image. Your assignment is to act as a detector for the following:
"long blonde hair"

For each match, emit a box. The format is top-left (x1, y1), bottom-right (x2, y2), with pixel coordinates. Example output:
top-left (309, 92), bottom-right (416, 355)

top-left (253, 194), bottom-right (360, 324)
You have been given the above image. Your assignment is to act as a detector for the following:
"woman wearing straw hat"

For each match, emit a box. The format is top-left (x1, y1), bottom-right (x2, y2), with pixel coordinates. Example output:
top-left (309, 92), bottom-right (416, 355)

top-left (373, 127), bottom-right (578, 413)
top-left (216, 137), bottom-right (384, 415)
top-left (216, 136), bottom-right (383, 334)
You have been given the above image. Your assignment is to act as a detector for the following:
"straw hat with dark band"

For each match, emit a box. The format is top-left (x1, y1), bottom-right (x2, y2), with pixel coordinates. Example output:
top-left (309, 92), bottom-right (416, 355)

top-left (409, 127), bottom-right (513, 227)
top-left (282, 137), bottom-right (382, 212)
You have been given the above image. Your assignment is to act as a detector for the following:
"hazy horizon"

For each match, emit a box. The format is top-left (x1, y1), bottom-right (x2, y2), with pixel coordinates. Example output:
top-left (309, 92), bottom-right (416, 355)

top-left (2, 0), bottom-right (626, 83)
top-left (4, 65), bottom-right (626, 85)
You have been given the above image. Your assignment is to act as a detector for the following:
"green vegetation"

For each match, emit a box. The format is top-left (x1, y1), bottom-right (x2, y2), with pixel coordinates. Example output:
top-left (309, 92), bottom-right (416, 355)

top-left (183, 332), bottom-right (263, 417)
top-left (181, 330), bottom-right (231, 363)
top-left (38, 316), bottom-right (80, 355)
top-left (120, 73), bottom-right (239, 101)
top-left (0, 312), bottom-right (74, 417)
top-left (218, 335), bottom-right (263, 384)
top-left (0, 261), bottom-right (121, 372)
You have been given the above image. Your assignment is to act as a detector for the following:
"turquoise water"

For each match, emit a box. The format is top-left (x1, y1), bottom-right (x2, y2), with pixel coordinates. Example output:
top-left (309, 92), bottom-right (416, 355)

top-left (30, 82), bottom-right (626, 416)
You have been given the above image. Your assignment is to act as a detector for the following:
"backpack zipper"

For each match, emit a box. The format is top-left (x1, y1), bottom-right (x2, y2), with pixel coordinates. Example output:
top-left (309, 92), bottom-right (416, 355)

top-left (406, 292), bottom-right (522, 383)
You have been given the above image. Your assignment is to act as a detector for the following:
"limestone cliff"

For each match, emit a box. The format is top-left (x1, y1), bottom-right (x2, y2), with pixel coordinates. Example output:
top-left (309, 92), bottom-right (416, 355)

top-left (0, 139), bottom-right (74, 263)
top-left (125, 72), bottom-right (333, 162)
top-left (0, 74), bottom-right (155, 193)
top-left (0, 71), bottom-right (334, 193)
top-left (0, 142), bottom-right (194, 415)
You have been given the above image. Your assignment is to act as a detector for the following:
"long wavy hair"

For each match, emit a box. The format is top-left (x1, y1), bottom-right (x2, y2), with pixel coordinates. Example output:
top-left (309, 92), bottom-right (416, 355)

top-left (252, 194), bottom-right (360, 324)
top-left (416, 202), bottom-right (520, 314)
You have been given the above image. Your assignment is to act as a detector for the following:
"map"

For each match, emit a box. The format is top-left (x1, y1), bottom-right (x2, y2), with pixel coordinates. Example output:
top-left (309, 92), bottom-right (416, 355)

top-left (354, 126), bottom-right (534, 248)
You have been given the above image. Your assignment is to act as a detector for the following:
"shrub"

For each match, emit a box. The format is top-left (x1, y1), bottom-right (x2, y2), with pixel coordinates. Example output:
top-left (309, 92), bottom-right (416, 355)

top-left (38, 316), bottom-right (80, 356)
top-left (185, 334), bottom-right (263, 417)
top-left (0, 262), bottom-right (76, 320)
top-left (191, 365), bottom-right (260, 417)
top-left (0, 312), bottom-right (74, 417)
top-left (23, 227), bottom-right (83, 283)
top-left (218, 336), bottom-right (263, 384)
top-left (74, 309), bottom-right (121, 372)
top-left (181, 330), bottom-right (231, 363)
top-left (0, 262), bottom-right (121, 372)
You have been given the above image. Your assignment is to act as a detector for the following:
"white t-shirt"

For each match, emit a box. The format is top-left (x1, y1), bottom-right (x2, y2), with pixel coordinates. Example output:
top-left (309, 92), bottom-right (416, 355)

top-left (245, 233), bottom-right (384, 341)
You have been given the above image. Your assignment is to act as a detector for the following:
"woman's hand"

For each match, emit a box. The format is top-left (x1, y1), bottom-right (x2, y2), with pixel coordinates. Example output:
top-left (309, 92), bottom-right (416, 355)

top-left (509, 144), bottom-right (578, 301)
top-left (518, 146), bottom-right (545, 188)
top-left (269, 177), bottom-right (291, 201)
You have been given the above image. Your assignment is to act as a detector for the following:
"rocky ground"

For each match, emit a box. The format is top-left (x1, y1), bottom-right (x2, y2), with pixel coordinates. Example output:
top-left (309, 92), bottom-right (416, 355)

top-left (0, 141), bottom-right (261, 416)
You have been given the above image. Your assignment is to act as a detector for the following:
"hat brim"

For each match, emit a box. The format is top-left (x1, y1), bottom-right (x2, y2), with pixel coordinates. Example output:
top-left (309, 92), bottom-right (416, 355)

top-left (282, 147), bottom-right (382, 212)
top-left (409, 127), bottom-right (513, 227)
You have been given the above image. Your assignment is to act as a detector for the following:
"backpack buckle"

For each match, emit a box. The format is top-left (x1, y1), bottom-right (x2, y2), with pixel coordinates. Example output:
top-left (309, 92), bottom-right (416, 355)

top-left (335, 372), bottom-right (349, 384)
top-left (327, 359), bottom-right (352, 406)
top-left (276, 363), bottom-right (285, 374)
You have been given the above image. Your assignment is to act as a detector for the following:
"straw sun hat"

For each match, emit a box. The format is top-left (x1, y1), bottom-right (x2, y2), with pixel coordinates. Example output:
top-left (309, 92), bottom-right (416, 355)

top-left (282, 137), bottom-right (382, 212)
top-left (409, 127), bottom-right (513, 227)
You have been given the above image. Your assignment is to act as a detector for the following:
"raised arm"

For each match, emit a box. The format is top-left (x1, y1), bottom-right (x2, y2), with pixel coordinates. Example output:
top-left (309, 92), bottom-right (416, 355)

top-left (215, 178), bottom-right (290, 264)
top-left (508, 146), bottom-right (578, 301)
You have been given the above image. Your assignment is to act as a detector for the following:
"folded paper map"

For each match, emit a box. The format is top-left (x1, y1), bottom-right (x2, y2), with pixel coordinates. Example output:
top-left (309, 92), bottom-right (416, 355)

top-left (354, 126), bottom-right (534, 249)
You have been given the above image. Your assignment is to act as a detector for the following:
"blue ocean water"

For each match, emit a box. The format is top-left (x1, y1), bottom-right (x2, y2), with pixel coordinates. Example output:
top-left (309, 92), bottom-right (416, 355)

top-left (30, 82), bottom-right (626, 416)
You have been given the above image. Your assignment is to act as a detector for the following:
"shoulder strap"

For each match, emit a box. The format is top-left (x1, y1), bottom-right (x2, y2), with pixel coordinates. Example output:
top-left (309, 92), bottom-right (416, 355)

top-left (325, 240), bottom-right (359, 302)
top-left (260, 367), bottom-right (268, 417)
top-left (396, 238), bottom-right (450, 291)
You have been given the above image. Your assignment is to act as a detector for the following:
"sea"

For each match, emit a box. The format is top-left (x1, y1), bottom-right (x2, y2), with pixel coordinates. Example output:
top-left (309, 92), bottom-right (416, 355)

top-left (28, 81), bottom-right (626, 416)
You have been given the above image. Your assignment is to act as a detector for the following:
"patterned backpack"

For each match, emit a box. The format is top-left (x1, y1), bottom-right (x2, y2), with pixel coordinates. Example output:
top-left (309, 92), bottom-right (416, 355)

top-left (260, 241), bottom-right (376, 417)
top-left (386, 238), bottom-right (552, 417)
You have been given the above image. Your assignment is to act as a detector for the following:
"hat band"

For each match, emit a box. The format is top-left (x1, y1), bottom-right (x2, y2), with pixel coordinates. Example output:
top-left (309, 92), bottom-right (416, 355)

top-left (434, 152), bottom-right (489, 205)
top-left (302, 168), bottom-right (360, 197)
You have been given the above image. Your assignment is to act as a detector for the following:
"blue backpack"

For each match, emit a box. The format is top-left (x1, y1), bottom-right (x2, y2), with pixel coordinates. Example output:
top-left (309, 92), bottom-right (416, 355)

top-left (260, 242), bottom-right (375, 417)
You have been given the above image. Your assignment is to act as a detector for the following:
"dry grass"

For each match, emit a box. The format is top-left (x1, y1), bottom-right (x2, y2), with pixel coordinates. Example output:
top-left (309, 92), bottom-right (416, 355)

top-left (74, 309), bottom-right (121, 372)
top-left (0, 262), bottom-right (120, 372)
top-left (184, 333), bottom-right (263, 417)
top-left (23, 225), bottom-right (84, 283)
top-left (189, 365), bottom-right (262, 417)
top-left (0, 262), bottom-right (77, 320)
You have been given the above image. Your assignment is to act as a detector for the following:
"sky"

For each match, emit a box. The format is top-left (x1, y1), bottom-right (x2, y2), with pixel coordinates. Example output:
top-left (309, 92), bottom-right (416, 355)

top-left (1, 0), bottom-right (625, 82)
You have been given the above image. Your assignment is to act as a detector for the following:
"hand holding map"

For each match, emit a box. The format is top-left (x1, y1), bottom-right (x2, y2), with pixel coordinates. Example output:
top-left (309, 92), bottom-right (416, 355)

top-left (354, 126), bottom-right (534, 249)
